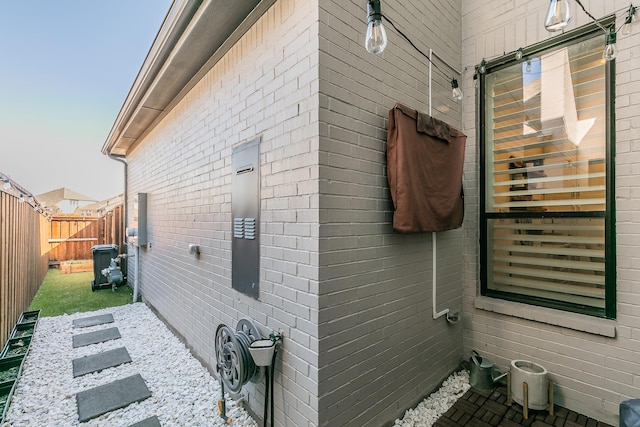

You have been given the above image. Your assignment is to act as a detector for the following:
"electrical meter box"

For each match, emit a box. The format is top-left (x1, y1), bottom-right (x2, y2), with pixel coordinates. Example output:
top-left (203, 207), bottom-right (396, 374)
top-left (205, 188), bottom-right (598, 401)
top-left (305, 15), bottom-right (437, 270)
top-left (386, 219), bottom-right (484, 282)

top-left (132, 192), bottom-right (148, 246)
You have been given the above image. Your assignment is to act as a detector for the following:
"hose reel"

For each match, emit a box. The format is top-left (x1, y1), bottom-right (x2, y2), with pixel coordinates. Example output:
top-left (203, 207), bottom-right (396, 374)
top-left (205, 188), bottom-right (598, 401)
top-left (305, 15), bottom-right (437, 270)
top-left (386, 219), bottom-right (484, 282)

top-left (215, 318), bottom-right (264, 394)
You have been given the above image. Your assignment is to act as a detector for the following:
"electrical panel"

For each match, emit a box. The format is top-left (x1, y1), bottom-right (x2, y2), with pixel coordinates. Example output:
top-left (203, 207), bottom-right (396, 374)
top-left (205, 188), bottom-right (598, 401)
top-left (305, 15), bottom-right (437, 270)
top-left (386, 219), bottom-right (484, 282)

top-left (231, 137), bottom-right (260, 299)
top-left (132, 192), bottom-right (148, 246)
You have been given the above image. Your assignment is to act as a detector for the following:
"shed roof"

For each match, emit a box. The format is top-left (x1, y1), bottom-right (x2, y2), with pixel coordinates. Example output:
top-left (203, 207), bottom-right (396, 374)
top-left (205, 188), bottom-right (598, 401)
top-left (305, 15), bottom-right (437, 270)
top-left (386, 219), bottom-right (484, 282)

top-left (103, 0), bottom-right (275, 156)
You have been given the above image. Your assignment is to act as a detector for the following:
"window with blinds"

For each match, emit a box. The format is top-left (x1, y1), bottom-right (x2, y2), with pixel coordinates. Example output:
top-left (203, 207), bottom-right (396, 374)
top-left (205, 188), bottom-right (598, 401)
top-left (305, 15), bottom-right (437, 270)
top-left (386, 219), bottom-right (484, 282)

top-left (481, 31), bottom-right (615, 318)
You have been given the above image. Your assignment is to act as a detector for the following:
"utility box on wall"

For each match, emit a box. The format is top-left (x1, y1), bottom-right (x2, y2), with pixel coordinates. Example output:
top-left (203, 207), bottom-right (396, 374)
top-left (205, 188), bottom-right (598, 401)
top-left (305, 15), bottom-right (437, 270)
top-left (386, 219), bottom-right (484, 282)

top-left (231, 137), bottom-right (260, 299)
top-left (132, 192), bottom-right (148, 246)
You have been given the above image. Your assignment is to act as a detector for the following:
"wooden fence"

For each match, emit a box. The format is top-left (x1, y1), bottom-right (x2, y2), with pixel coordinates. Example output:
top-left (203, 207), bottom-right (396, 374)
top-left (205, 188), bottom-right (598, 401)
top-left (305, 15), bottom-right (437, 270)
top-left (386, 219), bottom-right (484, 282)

top-left (48, 204), bottom-right (124, 262)
top-left (0, 191), bottom-right (49, 348)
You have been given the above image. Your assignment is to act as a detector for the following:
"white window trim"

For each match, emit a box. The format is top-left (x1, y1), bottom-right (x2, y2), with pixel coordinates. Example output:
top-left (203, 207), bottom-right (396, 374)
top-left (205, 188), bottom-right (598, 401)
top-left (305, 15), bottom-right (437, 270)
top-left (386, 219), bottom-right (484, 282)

top-left (474, 295), bottom-right (616, 337)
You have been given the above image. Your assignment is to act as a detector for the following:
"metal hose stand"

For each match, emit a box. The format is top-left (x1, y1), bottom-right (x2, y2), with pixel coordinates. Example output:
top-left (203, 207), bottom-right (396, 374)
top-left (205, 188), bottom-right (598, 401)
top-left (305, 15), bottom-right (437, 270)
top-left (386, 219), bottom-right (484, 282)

top-left (216, 365), bottom-right (231, 424)
top-left (214, 319), bottom-right (264, 423)
top-left (270, 348), bottom-right (277, 427)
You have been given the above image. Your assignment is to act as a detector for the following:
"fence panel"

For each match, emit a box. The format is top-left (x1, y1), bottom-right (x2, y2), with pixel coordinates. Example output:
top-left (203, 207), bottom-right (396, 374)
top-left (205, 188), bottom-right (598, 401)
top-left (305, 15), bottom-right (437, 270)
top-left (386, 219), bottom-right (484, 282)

top-left (48, 216), bottom-right (100, 261)
top-left (0, 191), bottom-right (49, 348)
top-left (48, 205), bottom-right (124, 262)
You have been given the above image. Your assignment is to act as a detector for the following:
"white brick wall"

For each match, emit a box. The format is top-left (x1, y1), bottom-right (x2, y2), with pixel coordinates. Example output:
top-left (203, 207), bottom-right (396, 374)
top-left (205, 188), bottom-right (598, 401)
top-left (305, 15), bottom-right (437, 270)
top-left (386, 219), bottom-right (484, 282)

top-left (318, 0), bottom-right (464, 425)
top-left (127, 1), bottom-right (320, 425)
top-left (462, 1), bottom-right (640, 424)
top-left (130, 0), bottom-right (466, 424)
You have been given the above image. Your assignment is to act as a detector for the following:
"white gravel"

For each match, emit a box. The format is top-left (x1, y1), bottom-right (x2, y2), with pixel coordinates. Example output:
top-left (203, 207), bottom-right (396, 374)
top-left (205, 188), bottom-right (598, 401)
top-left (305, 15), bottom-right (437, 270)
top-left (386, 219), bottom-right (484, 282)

top-left (2, 303), bottom-right (257, 427)
top-left (3, 302), bottom-right (469, 427)
top-left (393, 370), bottom-right (471, 427)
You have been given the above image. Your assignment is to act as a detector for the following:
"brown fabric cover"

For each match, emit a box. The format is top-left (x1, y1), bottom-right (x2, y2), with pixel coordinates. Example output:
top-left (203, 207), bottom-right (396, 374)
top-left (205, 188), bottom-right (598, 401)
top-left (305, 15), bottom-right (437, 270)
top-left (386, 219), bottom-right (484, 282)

top-left (387, 103), bottom-right (467, 233)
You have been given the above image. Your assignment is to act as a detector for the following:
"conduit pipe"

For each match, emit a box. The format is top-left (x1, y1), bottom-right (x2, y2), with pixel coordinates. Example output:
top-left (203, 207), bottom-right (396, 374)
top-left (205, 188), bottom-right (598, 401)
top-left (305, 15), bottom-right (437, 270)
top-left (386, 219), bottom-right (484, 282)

top-left (428, 49), bottom-right (461, 323)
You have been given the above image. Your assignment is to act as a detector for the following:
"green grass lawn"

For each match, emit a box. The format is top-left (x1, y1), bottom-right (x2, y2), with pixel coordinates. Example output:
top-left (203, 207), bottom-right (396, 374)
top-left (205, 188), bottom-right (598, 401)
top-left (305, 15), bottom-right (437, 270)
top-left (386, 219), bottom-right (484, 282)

top-left (28, 269), bottom-right (132, 317)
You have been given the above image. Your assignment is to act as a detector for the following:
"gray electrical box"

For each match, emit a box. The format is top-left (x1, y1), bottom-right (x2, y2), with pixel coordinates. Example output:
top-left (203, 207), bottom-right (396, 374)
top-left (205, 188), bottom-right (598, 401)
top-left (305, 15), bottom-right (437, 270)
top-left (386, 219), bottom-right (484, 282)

top-left (232, 137), bottom-right (260, 299)
top-left (133, 193), bottom-right (148, 246)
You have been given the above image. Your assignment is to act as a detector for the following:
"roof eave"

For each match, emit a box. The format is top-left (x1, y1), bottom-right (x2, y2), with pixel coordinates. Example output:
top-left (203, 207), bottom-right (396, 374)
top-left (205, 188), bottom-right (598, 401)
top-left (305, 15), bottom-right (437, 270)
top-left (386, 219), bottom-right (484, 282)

top-left (103, 0), bottom-right (275, 157)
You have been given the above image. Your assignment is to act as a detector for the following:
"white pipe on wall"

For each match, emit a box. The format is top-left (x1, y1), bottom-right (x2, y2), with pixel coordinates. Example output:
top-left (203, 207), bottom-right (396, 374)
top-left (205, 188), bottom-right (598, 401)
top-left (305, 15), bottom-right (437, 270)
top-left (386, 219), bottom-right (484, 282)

top-left (428, 48), bottom-right (461, 321)
top-left (133, 243), bottom-right (140, 303)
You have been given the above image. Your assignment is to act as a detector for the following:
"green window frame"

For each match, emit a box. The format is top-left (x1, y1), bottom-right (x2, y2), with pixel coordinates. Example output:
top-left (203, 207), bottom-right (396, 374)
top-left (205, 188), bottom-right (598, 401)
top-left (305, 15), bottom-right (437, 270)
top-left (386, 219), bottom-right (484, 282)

top-left (479, 19), bottom-right (616, 319)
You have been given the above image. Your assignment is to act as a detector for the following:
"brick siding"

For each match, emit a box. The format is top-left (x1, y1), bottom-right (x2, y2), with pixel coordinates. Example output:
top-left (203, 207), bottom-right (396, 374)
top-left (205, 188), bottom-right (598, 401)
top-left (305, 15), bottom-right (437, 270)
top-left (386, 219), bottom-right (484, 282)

top-left (462, 1), bottom-right (640, 425)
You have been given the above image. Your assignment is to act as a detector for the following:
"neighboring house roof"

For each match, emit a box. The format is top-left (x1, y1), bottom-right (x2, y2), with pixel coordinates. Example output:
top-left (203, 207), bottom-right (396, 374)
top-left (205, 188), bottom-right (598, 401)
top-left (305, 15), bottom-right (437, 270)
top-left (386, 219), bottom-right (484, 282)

top-left (36, 187), bottom-right (96, 210)
top-left (75, 194), bottom-right (124, 216)
top-left (103, 0), bottom-right (276, 157)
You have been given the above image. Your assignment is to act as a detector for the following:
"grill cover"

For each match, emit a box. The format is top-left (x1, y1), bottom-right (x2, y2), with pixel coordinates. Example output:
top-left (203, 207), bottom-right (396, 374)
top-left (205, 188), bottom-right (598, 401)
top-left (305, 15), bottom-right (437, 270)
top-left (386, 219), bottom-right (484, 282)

top-left (387, 103), bottom-right (467, 232)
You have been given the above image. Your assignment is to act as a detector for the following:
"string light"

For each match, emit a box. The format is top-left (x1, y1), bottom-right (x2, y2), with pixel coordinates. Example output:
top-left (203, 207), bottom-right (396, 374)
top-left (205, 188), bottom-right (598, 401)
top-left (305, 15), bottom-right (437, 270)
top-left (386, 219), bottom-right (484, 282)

top-left (365, 0), bottom-right (387, 54)
top-left (603, 30), bottom-right (617, 61)
top-left (544, 0), bottom-right (572, 32)
top-left (363, 1), bottom-right (462, 102)
top-left (478, 59), bottom-right (487, 74)
top-left (543, 2), bottom-right (637, 63)
top-left (515, 48), bottom-right (524, 60)
top-left (451, 78), bottom-right (463, 101)
top-left (622, 4), bottom-right (637, 35)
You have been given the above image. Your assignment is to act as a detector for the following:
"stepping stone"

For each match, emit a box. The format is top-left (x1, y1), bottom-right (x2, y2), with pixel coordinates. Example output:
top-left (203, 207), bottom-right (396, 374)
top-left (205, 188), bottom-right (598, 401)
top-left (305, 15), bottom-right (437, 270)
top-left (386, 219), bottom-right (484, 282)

top-left (72, 327), bottom-right (121, 348)
top-left (72, 347), bottom-right (132, 377)
top-left (73, 313), bottom-right (114, 328)
top-left (76, 373), bottom-right (152, 422)
top-left (129, 415), bottom-right (162, 427)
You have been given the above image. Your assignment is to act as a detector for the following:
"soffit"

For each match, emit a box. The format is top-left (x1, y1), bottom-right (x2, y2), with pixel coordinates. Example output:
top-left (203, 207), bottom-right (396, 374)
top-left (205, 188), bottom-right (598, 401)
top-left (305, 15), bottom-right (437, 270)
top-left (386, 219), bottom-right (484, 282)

top-left (103, 0), bottom-right (273, 156)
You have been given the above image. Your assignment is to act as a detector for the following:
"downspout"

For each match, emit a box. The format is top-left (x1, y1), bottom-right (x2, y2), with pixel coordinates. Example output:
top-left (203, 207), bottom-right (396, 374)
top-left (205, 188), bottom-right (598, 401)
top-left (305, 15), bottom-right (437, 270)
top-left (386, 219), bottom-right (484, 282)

top-left (106, 153), bottom-right (128, 246)
top-left (106, 152), bottom-right (138, 302)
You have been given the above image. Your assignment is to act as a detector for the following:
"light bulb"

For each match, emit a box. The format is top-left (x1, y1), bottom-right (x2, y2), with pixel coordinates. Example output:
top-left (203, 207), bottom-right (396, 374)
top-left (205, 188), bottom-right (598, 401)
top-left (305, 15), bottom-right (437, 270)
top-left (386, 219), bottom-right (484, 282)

top-left (525, 60), bottom-right (532, 73)
top-left (622, 6), bottom-right (637, 36)
top-left (19, 194), bottom-right (25, 203)
top-left (451, 78), bottom-right (463, 101)
top-left (544, 0), bottom-right (571, 32)
top-left (2, 180), bottom-right (10, 190)
top-left (603, 31), bottom-right (617, 61)
top-left (478, 60), bottom-right (486, 74)
top-left (515, 48), bottom-right (524, 61)
top-left (365, 0), bottom-right (387, 55)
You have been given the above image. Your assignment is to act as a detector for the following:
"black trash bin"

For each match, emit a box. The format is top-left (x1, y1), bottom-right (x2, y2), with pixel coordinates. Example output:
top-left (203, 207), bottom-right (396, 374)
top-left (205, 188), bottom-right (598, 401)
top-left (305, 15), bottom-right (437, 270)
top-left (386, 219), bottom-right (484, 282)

top-left (91, 244), bottom-right (118, 291)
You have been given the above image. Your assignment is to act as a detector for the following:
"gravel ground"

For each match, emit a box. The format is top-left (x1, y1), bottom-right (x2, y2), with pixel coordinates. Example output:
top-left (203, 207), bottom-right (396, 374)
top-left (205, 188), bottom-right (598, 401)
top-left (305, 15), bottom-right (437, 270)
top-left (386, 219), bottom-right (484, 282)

top-left (3, 302), bottom-right (469, 427)
top-left (393, 370), bottom-right (471, 427)
top-left (2, 303), bottom-right (256, 427)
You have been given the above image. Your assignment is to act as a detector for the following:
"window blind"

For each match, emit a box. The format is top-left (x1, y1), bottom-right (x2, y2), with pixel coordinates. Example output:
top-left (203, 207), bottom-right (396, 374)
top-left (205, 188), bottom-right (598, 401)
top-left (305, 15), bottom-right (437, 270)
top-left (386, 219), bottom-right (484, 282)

top-left (483, 35), bottom-right (608, 310)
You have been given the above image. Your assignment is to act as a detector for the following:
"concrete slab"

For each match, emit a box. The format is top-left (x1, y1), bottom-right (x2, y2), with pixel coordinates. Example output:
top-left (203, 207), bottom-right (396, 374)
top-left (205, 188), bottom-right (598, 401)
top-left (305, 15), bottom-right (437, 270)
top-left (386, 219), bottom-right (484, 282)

top-left (72, 327), bottom-right (121, 348)
top-left (73, 313), bottom-right (114, 328)
top-left (76, 374), bottom-right (151, 422)
top-left (72, 347), bottom-right (132, 377)
top-left (128, 416), bottom-right (162, 427)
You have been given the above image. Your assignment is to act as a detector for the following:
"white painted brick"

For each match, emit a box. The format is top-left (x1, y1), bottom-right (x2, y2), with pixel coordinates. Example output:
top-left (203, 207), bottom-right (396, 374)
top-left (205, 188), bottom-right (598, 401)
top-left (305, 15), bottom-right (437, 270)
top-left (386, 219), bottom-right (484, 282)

top-left (462, 2), bottom-right (640, 424)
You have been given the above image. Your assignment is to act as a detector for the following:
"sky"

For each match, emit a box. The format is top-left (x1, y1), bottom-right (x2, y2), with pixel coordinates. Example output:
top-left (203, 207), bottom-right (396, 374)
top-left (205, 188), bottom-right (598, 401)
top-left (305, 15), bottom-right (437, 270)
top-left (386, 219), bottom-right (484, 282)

top-left (0, 1), bottom-right (173, 201)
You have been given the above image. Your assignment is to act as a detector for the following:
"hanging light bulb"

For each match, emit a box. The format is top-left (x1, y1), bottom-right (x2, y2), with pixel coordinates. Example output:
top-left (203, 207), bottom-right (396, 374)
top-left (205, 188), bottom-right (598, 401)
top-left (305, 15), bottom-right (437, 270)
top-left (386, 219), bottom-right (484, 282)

top-left (2, 179), bottom-right (10, 190)
top-left (544, 0), bottom-right (571, 32)
top-left (365, 0), bottom-right (388, 55)
top-left (478, 59), bottom-right (487, 74)
top-left (622, 5), bottom-right (637, 36)
top-left (603, 30), bottom-right (617, 61)
top-left (525, 59), bottom-right (533, 73)
top-left (27, 195), bottom-right (34, 204)
top-left (451, 78), bottom-right (463, 101)
top-left (515, 48), bottom-right (524, 61)
top-left (19, 194), bottom-right (25, 203)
